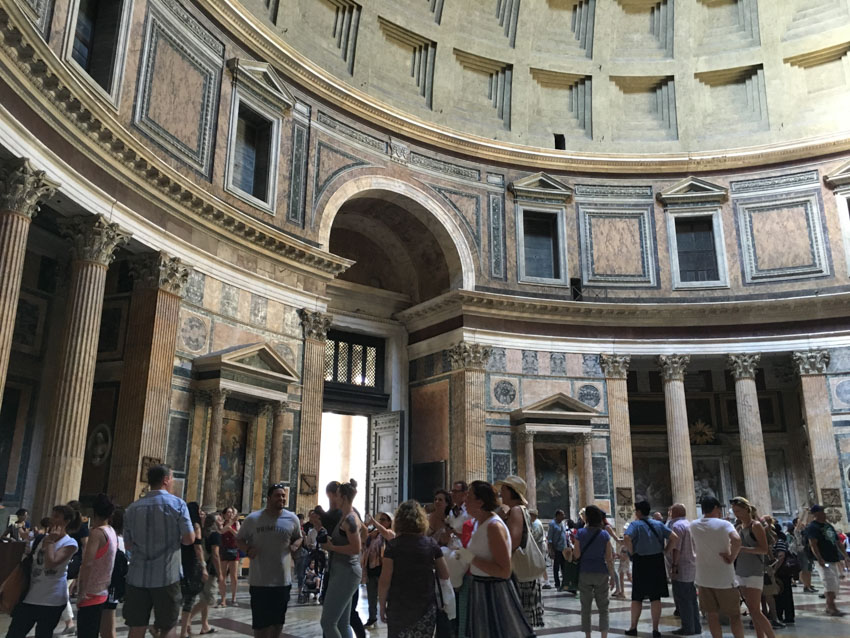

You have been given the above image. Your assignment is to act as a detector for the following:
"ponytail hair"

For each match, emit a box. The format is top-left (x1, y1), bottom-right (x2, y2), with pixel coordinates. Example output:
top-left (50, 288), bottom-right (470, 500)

top-left (54, 504), bottom-right (82, 533)
top-left (339, 479), bottom-right (357, 503)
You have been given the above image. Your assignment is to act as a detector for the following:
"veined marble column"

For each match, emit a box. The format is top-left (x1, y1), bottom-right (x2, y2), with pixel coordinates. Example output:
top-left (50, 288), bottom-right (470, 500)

top-left (448, 342), bottom-right (491, 485)
top-left (519, 431), bottom-right (537, 509)
top-left (727, 353), bottom-right (772, 516)
top-left (580, 434), bottom-right (595, 508)
top-left (297, 309), bottom-right (331, 511)
top-left (34, 215), bottom-right (130, 513)
top-left (0, 159), bottom-right (58, 407)
top-left (202, 388), bottom-right (229, 512)
top-left (267, 401), bottom-right (289, 484)
top-left (658, 354), bottom-right (696, 517)
top-left (794, 350), bottom-right (846, 524)
top-left (600, 353), bottom-right (633, 531)
top-left (109, 253), bottom-right (189, 505)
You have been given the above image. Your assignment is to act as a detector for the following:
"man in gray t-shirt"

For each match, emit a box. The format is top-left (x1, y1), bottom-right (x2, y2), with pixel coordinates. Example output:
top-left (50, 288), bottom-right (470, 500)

top-left (237, 484), bottom-right (303, 638)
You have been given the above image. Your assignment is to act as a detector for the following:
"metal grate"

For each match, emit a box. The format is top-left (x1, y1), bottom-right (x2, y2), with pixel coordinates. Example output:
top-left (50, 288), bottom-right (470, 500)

top-left (365, 346), bottom-right (377, 387)
top-left (323, 339), bottom-right (335, 381)
top-left (352, 344), bottom-right (364, 384)
top-left (337, 342), bottom-right (349, 382)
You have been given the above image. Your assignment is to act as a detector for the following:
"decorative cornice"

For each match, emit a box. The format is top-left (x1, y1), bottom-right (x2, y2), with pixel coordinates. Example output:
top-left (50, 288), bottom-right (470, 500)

top-left (793, 349), bottom-right (830, 376)
top-left (299, 309), bottom-right (332, 341)
top-left (825, 160), bottom-right (850, 191)
top-left (657, 354), bottom-right (690, 381)
top-left (192, 0), bottom-right (850, 174)
top-left (599, 353), bottom-right (630, 379)
top-left (727, 353), bottom-right (760, 380)
top-left (509, 172), bottom-right (572, 205)
top-left (0, 156), bottom-right (59, 218)
top-left (656, 176), bottom-right (728, 206)
top-left (130, 251), bottom-right (191, 296)
top-left (59, 214), bottom-right (130, 266)
top-left (0, 5), bottom-right (351, 278)
top-left (448, 341), bottom-right (492, 370)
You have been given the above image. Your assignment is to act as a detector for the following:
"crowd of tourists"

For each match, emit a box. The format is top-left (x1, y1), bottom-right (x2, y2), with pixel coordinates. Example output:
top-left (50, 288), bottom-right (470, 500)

top-left (3, 466), bottom-right (850, 638)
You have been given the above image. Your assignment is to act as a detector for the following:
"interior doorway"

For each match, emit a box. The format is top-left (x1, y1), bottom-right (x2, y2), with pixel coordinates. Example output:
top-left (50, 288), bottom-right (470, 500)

top-left (318, 412), bottom-right (368, 514)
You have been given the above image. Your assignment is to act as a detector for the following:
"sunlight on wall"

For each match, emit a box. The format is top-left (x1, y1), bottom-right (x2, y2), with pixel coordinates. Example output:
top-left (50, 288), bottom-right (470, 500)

top-left (318, 412), bottom-right (369, 515)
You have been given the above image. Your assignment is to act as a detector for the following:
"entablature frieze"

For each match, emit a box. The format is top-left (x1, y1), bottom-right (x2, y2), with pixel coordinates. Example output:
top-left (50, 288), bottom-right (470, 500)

top-left (0, 4), bottom-right (351, 282)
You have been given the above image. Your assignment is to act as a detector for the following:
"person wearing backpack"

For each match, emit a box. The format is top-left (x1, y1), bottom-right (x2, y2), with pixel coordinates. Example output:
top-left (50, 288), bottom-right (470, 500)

top-left (567, 505), bottom-right (616, 638)
top-left (772, 525), bottom-right (796, 625)
top-left (623, 500), bottom-right (678, 638)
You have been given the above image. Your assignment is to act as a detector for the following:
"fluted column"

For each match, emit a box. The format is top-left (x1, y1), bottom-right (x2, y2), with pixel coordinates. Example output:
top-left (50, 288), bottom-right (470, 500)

top-left (727, 353), bottom-right (772, 515)
top-left (297, 309), bottom-right (331, 511)
top-left (34, 215), bottom-right (130, 514)
top-left (202, 388), bottom-right (230, 512)
top-left (448, 342), bottom-right (492, 485)
top-left (658, 354), bottom-right (696, 517)
top-left (600, 353), bottom-right (633, 531)
top-left (580, 434), bottom-right (595, 508)
top-left (794, 350), bottom-right (847, 525)
top-left (518, 431), bottom-right (536, 509)
top-left (108, 253), bottom-right (190, 505)
top-left (267, 401), bottom-right (289, 484)
top-left (0, 159), bottom-right (58, 408)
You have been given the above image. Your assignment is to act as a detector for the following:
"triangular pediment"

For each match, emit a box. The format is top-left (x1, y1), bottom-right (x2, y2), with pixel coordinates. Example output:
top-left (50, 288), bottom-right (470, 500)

top-left (521, 392), bottom-right (597, 414)
top-left (825, 160), bottom-right (850, 190)
top-left (657, 177), bottom-right (728, 206)
top-left (226, 58), bottom-right (295, 114)
top-left (509, 172), bottom-right (572, 204)
top-left (195, 342), bottom-right (299, 383)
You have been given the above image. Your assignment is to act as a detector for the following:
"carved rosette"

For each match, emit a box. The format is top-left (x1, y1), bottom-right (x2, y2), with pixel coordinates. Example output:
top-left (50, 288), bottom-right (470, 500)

top-left (657, 354), bottom-right (691, 382)
top-left (448, 341), bottom-right (492, 370)
top-left (299, 309), bottom-right (332, 341)
top-left (599, 353), bottom-right (631, 379)
top-left (130, 252), bottom-right (190, 296)
top-left (793, 349), bottom-right (830, 376)
top-left (0, 157), bottom-right (59, 218)
top-left (60, 215), bottom-right (131, 266)
top-left (727, 353), bottom-right (760, 380)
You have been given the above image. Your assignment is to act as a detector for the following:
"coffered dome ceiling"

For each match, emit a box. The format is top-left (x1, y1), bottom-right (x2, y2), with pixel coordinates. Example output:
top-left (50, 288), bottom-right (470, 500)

top-left (234, 0), bottom-right (850, 161)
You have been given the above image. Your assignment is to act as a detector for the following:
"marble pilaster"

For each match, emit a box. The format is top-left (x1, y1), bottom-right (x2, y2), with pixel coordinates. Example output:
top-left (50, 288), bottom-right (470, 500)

top-left (109, 252), bottom-right (189, 505)
top-left (657, 354), bottom-right (696, 517)
top-left (600, 353), bottom-right (633, 530)
top-left (518, 431), bottom-right (536, 509)
top-left (297, 309), bottom-right (331, 511)
top-left (34, 215), bottom-right (130, 514)
top-left (580, 434), bottom-right (594, 508)
top-left (727, 353), bottom-right (772, 516)
top-left (267, 401), bottom-right (289, 484)
top-left (448, 342), bottom-right (491, 485)
top-left (794, 350), bottom-right (846, 524)
top-left (202, 388), bottom-right (230, 512)
top-left (0, 159), bottom-right (58, 407)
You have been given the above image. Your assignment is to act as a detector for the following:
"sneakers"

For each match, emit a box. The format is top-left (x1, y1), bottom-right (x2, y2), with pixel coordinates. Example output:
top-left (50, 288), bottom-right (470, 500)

top-left (364, 618), bottom-right (378, 627)
top-left (652, 631), bottom-right (662, 638)
top-left (542, 584), bottom-right (553, 589)
top-left (771, 620), bottom-right (786, 629)
top-left (624, 629), bottom-right (638, 637)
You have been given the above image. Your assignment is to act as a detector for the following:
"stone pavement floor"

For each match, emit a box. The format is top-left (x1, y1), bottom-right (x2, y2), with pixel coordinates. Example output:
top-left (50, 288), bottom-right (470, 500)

top-left (2, 576), bottom-right (850, 637)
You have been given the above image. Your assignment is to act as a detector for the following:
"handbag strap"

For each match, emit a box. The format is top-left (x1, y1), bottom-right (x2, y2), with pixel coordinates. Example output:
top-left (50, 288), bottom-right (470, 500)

top-left (577, 529), bottom-right (601, 564)
top-left (641, 519), bottom-right (664, 551)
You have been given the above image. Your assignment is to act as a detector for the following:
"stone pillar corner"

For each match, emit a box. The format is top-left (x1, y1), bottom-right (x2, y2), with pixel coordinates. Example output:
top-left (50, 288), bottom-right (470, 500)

top-left (0, 157), bottom-right (60, 218)
top-left (299, 308), bottom-right (332, 341)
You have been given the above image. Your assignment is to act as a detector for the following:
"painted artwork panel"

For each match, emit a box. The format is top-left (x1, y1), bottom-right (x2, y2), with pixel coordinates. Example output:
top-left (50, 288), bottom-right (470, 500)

top-left (766, 450), bottom-right (792, 515)
top-left (693, 458), bottom-right (723, 504)
top-left (218, 418), bottom-right (248, 509)
top-left (592, 455), bottom-right (610, 498)
top-left (166, 414), bottom-right (190, 472)
top-left (534, 448), bottom-right (570, 518)
top-left (633, 457), bottom-right (672, 511)
top-left (80, 384), bottom-right (120, 499)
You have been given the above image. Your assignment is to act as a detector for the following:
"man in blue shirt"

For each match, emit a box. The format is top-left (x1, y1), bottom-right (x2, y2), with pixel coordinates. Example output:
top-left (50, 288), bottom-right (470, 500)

top-left (623, 500), bottom-right (678, 638)
top-left (123, 464), bottom-right (195, 638)
top-left (546, 509), bottom-right (568, 590)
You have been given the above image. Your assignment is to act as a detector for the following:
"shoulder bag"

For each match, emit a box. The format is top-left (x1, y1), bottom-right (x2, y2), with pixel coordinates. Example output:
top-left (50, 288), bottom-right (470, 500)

top-left (0, 535), bottom-right (43, 614)
top-left (512, 507), bottom-right (547, 582)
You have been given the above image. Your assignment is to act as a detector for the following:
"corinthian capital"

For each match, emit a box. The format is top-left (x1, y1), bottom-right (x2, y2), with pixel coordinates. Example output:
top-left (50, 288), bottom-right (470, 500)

top-left (60, 215), bottom-right (131, 266)
top-left (727, 353), bottom-right (760, 380)
top-left (130, 252), bottom-right (191, 295)
top-left (0, 158), bottom-right (59, 219)
top-left (600, 353), bottom-right (631, 379)
top-left (299, 309), bottom-right (332, 341)
top-left (448, 341), bottom-right (492, 370)
top-left (793, 349), bottom-right (830, 376)
top-left (210, 388), bottom-right (230, 407)
top-left (657, 354), bottom-right (690, 382)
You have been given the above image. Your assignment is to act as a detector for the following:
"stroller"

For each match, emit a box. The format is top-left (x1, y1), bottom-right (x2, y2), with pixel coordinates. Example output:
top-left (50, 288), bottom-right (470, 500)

top-left (300, 559), bottom-right (322, 603)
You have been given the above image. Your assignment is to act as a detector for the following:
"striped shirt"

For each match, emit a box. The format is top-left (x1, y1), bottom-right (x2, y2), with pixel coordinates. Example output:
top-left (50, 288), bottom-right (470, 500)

top-left (124, 490), bottom-right (194, 587)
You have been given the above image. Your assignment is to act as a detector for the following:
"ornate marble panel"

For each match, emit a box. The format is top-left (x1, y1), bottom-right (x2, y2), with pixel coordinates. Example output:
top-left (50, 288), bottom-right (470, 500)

top-left (134, 0), bottom-right (224, 177)
top-left (489, 375), bottom-right (520, 410)
top-left (734, 190), bottom-right (830, 283)
top-left (311, 141), bottom-right (369, 216)
top-left (578, 203), bottom-right (658, 286)
top-left (488, 192), bottom-right (506, 279)
top-left (431, 185), bottom-right (481, 248)
top-left (287, 120), bottom-right (310, 226)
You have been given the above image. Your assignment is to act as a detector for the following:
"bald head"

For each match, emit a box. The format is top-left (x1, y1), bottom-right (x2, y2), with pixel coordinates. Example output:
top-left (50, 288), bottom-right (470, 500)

top-left (671, 503), bottom-right (687, 519)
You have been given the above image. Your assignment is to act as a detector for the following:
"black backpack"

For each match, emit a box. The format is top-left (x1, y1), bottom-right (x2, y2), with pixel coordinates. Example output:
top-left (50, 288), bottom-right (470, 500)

top-left (108, 548), bottom-right (128, 602)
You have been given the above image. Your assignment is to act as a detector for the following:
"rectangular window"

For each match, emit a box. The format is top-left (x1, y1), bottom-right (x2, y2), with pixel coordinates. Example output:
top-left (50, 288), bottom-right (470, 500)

top-left (232, 104), bottom-right (273, 202)
top-left (523, 211), bottom-right (560, 280)
top-left (675, 217), bottom-right (719, 282)
top-left (322, 331), bottom-right (385, 391)
top-left (71, 0), bottom-right (125, 93)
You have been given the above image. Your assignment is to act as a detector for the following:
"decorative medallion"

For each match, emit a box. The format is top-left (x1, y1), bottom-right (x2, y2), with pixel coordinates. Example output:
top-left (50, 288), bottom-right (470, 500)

top-left (836, 379), bottom-right (850, 405)
top-left (578, 384), bottom-right (601, 407)
top-left (493, 380), bottom-right (517, 405)
top-left (86, 423), bottom-right (112, 467)
top-left (180, 316), bottom-right (207, 352)
top-left (689, 419), bottom-right (716, 445)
